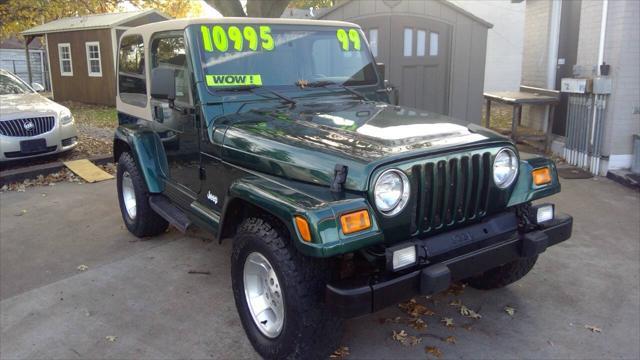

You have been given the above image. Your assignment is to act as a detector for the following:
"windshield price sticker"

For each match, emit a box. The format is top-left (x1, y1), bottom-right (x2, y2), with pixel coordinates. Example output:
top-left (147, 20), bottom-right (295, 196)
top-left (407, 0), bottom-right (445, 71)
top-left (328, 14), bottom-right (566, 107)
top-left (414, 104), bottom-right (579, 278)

top-left (336, 28), bottom-right (361, 51)
top-left (206, 74), bottom-right (263, 87)
top-left (201, 25), bottom-right (274, 53)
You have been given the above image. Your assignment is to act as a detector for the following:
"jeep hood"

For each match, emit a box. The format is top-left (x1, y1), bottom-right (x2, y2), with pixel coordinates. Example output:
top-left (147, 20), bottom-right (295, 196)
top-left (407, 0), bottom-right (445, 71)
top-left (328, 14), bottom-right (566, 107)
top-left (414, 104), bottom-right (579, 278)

top-left (220, 99), bottom-right (508, 191)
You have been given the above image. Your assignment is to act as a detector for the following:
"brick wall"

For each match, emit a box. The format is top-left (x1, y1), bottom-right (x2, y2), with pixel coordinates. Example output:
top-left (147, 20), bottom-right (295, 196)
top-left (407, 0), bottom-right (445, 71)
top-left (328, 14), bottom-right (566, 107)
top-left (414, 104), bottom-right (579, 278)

top-left (520, 0), bottom-right (552, 130)
top-left (601, 0), bottom-right (640, 160)
top-left (576, 0), bottom-right (602, 67)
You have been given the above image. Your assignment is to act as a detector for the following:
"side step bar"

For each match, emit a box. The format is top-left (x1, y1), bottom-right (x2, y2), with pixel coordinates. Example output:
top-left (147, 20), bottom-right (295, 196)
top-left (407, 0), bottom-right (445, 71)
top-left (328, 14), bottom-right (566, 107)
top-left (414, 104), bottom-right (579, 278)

top-left (148, 195), bottom-right (192, 233)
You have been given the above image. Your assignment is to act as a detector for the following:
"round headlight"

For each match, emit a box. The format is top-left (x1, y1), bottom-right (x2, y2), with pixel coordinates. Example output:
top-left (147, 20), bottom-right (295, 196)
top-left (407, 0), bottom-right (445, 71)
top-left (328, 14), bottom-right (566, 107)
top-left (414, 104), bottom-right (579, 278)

top-left (493, 148), bottom-right (519, 188)
top-left (374, 169), bottom-right (410, 216)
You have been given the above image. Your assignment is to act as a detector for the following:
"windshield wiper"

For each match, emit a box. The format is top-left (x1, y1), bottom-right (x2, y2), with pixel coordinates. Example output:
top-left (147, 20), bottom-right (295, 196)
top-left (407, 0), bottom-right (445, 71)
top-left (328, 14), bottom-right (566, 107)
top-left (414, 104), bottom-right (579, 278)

top-left (218, 85), bottom-right (296, 107)
top-left (302, 80), bottom-right (367, 100)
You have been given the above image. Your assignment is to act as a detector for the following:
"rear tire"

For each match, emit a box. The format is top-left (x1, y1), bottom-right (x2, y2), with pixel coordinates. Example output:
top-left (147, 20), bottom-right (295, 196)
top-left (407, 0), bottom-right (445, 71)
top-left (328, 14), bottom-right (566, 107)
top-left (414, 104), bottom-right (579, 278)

top-left (467, 256), bottom-right (538, 290)
top-left (231, 217), bottom-right (342, 360)
top-left (116, 152), bottom-right (168, 237)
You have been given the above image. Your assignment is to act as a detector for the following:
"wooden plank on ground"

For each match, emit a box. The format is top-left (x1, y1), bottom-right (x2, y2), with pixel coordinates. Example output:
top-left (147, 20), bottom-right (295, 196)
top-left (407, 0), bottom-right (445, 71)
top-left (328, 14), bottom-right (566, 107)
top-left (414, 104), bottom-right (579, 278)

top-left (63, 159), bottom-right (113, 183)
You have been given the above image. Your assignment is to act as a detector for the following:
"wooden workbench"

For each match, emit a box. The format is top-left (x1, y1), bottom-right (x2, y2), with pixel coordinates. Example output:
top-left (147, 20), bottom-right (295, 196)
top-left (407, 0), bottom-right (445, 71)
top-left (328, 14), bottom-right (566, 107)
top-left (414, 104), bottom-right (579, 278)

top-left (484, 86), bottom-right (560, 150)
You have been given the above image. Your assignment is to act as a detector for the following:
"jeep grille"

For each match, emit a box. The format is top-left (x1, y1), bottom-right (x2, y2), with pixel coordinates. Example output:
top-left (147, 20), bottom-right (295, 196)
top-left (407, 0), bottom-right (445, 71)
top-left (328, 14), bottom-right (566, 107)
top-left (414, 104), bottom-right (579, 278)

top-left (417, 152), bottom-right (492, 233)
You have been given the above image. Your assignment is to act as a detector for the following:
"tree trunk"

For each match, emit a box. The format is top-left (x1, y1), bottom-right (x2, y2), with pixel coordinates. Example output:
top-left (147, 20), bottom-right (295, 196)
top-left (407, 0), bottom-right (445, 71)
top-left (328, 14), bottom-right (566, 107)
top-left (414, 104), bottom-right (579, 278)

top-left (205, 0), bottom-right (246, 16)
top-left (246, 0), bottom-right (290, 17)
top-left (205, 0), bottom-right (292, 17)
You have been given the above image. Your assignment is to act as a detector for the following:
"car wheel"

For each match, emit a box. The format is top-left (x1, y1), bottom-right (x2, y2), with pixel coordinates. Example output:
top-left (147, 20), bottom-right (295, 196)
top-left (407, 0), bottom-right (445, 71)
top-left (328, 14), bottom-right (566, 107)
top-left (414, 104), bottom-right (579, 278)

top-left (117, 152), bottom-right (168, 237)
top-left (467, 255), bottom-right (538, 290)
top-left (231, 217), bottom-right (342, 360)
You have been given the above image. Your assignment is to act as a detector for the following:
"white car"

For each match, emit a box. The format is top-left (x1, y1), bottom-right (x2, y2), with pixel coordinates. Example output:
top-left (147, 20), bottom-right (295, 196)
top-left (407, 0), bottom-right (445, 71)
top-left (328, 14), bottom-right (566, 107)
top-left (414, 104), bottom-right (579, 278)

top-left (0, 69), bottom-right (78, 162)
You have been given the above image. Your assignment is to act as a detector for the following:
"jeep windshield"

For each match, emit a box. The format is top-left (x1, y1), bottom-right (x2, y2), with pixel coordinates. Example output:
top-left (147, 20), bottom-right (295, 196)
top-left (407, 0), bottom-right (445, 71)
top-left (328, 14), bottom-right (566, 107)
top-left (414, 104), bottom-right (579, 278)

top-left (192, 24), bottom-right (378, 90)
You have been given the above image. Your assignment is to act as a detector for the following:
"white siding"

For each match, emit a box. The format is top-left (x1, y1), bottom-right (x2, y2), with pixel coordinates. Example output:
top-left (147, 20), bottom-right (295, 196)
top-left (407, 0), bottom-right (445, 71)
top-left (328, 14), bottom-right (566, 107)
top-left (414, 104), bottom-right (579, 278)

top-left (0, 48), bottom-right (46, 88)
top-left (450, 0), bottom-right (525, 92)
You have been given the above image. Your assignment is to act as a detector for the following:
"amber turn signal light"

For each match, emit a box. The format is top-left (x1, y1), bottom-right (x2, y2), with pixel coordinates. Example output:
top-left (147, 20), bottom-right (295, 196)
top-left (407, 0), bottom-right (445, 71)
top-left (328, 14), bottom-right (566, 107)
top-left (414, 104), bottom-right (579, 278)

top-left (532, 167), bottom-right (552, 186)
top-left (340, 210), bottom-right (371, 235)
top-left (294, 216), bottom-right (312, 242)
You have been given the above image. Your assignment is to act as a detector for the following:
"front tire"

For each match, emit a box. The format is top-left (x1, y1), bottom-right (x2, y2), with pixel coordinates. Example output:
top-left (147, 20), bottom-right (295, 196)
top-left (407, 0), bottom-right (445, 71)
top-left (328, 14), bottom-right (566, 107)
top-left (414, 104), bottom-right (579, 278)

top-left (116, 152), bottom-right (168, 237)
top-left (467, 255), bottom-right (538, 290)
top-left (231, 217), bottom-right (342, 360)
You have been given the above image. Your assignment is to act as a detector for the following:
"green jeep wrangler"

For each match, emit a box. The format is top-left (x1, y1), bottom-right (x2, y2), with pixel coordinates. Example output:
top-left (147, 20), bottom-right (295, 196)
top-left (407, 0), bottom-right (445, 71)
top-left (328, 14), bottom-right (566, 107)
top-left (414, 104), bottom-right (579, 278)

top-left (114, 18), bottom-right (572, 359)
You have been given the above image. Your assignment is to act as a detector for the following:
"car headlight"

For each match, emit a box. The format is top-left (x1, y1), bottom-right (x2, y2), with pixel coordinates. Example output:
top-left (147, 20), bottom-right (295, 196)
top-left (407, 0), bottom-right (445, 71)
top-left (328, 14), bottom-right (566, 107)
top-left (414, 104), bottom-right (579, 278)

top-left (493, 148), bottom-right (519, 188)
top-left (60, 109), bottom-right (74, 125)
top-left (374, 169), bottom-right (410, 216)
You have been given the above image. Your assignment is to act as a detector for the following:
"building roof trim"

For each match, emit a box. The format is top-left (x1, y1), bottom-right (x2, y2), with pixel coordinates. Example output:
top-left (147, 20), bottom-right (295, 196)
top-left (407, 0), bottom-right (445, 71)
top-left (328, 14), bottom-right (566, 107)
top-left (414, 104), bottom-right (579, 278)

top-left (320, 0), bottom-right (493, 28)
top-left (21, 9), bottom-right (171, 36)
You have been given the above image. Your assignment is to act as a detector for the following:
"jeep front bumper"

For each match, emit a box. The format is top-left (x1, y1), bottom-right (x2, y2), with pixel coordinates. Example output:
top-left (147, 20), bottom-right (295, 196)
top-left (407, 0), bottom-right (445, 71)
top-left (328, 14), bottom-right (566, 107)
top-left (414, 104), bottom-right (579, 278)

top-left (325, 211), bottom-right (573, 318)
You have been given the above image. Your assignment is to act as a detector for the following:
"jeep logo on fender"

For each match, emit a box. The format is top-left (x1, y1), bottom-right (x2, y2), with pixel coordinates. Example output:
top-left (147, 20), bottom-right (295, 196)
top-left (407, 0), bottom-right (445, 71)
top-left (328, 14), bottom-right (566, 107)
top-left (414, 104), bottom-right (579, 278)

top-left (23, 120), bottom-right (35, 131)
top-left (206, 74), bottom-right (262, 87)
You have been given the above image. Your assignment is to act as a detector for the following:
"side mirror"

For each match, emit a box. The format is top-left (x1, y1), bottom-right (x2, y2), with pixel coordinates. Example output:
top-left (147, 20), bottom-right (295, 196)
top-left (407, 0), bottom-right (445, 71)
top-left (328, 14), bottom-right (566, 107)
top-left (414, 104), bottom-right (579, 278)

top-left (376, 62), bottom-right (385, 82)
top-left (150, 67), bottom-right (176, 102)
top-left (31, 82), bottom-right (45, 92)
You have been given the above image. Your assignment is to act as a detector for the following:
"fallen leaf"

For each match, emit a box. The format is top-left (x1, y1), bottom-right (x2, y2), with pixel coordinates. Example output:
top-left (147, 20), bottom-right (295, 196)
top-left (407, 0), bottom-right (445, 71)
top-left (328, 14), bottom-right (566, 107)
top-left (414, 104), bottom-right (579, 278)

top-left (77, 264), bottom-right (89, 271)
top-left (399, 298), bottom-right (435, 317)
top-left (446, 283), bottom-right (466, 296)
top-left (14, 209), bottom-right (27, 216)
top-left (585, 324), bottom-right (602, 333)
top-left (462, 324), bottom-right (473, 331)
top-left (105, 335), bottom-right (117, 342)
top-left (379, 316), bottom-right (402, 324)
top-left (504, 306), bottom-right (516, 316)
top-left (441, 317), bottom-right (454, 327)
top-left (460, 305), bottom-right (481, 319)
top-left (329, 346), bottom-right (350, 358)
top-left (444, 336), bottom-right (456, 344)
top-left (408, 317), bottom-right (427, 331)
top-left (449, 299), bottom-right (462, 307)
top-left (392, 330), bottom-right (422, 346)
top-left (425, 345), bottom-right (443, 358)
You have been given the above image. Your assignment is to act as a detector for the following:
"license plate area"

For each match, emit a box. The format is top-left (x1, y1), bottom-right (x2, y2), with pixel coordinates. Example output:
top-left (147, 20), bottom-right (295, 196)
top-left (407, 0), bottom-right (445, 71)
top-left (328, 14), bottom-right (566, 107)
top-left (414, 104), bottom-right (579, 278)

top-left (20, 139), bottom-right (47, 153)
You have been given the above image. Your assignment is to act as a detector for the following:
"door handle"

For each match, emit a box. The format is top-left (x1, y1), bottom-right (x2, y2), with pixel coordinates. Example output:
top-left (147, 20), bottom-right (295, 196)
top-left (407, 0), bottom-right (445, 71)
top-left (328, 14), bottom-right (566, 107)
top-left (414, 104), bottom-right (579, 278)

top-left (153, 105), bottom-right (164, 123)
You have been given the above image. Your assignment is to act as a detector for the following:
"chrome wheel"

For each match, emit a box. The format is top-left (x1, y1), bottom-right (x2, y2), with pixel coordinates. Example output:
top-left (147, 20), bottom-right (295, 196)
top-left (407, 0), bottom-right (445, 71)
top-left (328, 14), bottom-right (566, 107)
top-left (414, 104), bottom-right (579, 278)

top-left (243, 252), bottom-right (285, 338)
top-left (121, 171), bottom-right (137, 220)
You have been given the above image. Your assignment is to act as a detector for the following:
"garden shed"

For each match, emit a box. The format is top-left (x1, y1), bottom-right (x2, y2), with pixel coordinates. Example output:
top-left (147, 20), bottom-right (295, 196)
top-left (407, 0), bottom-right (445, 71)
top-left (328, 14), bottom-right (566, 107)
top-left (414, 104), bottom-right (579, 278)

top-left (21, 10), bottom-right (171, 106)
top-left (319, 0), bottom-right (492, 123)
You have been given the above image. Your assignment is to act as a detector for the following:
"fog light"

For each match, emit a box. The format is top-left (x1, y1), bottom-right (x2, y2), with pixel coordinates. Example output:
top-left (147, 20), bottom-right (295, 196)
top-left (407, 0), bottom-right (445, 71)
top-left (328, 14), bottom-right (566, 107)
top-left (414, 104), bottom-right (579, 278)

top-left (392, 246), bottom-right (416, 270)
top-left (535, 204), bottom-right (554, 224)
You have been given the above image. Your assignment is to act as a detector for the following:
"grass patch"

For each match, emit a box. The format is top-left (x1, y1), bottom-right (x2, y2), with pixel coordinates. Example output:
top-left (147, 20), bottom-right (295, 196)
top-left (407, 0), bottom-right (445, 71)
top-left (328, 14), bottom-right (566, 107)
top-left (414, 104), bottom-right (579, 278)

top-left (61, 101), bottom-right (117, 129)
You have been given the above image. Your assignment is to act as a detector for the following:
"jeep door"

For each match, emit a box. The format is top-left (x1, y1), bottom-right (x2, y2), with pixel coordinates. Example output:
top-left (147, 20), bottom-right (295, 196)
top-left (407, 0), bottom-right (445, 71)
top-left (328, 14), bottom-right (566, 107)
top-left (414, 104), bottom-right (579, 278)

top-left (149, 33), bottom-right (201, 198)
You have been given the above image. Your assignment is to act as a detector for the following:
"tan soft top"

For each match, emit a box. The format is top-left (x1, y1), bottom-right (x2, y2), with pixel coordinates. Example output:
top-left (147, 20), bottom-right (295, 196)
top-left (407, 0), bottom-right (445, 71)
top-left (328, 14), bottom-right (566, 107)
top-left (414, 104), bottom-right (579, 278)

top-left (122, 17), bottom-right (360, 37)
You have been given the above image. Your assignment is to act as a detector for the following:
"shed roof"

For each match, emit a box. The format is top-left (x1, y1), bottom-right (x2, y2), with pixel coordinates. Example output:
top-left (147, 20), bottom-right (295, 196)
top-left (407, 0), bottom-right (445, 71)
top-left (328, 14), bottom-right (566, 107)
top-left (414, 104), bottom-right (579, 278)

top-left (321, 0), bottom-right (493, 28)
top-left (21, 9), bottom-right (170, 36)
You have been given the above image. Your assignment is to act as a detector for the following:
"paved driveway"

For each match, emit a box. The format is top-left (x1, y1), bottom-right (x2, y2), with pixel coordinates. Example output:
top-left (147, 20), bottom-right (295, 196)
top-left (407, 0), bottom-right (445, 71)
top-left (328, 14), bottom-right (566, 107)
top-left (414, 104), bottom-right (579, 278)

top-left (1, 177), bottom-right (638, 359)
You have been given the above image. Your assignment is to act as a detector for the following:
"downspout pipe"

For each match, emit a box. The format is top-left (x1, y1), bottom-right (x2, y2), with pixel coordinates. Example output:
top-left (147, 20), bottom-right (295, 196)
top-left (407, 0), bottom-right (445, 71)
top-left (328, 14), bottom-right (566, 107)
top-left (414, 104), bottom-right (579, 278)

top-left (597, 0), bottom-right (608, 75)
top-left (592, 0), bottom-right (608, 174)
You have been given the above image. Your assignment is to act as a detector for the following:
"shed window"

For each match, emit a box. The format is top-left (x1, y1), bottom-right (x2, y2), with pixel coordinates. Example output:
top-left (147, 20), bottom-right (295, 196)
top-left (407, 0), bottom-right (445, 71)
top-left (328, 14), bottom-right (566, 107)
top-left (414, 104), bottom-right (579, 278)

top-left (430, 32), bottom-right (439, 56)
top-left (416, 30), bottom-right (426, 57)
top-left (403, 28), bottom-right (412, 57)
top-left (85, 42), bottom-right (102, 77)
top-left (58, 43), bottom-right (73, 76)
top-left (368, 29), bottom-right (378, 58)
top-left (118, 35), bottom-right (146, 107)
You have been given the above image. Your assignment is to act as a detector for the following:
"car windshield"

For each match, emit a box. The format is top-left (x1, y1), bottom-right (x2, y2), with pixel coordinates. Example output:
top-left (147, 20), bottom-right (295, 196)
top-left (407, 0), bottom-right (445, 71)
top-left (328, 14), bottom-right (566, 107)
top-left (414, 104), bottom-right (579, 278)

top-left (0, 73), bottom-right (34, 95)
top-left (0, 74), bottom-right (33, 95)
top-left (193, 24), bottom-right (377, 91)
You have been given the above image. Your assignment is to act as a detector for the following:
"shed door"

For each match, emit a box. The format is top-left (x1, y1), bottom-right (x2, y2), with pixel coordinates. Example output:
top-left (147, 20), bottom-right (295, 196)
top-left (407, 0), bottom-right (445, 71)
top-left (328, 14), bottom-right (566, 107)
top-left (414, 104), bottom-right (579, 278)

top-left (391, 16), bottom-right (451, 114)
top-left (360, 16), bottom-right (451, 114)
